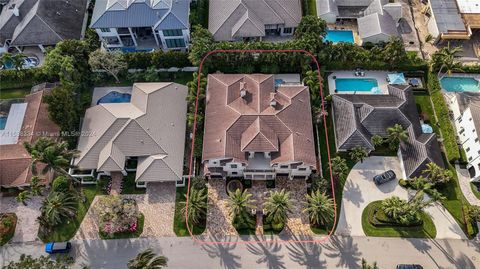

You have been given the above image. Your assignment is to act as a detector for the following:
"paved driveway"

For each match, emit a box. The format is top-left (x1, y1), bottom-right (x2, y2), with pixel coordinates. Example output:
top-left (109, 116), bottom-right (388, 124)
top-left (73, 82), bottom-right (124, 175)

top-left (0, 195), bottom-right (42, 243)
top-left (335, 156), bottom-right (466, 239)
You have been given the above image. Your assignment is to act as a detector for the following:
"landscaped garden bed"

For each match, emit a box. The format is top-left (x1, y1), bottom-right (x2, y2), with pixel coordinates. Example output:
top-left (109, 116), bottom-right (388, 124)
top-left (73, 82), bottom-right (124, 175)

top-left (173, 183), bottom-right (207, 236)
top-left (362, 200), bottom-right (436, 238)
top-left (0, 213), bottom-right (17, 246)
top-left (96, 196), bottom-right (144, 239)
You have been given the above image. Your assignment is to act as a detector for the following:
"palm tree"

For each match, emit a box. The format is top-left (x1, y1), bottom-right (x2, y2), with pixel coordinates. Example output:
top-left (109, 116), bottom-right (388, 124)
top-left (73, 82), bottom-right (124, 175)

top-left (361, 258), bottom-right (379, 269)
top-left (371, 135), bottom-right (384, 147)
top-left (433, 43), bottom-right (463, 77)
top-left (349, 146), bottom-right (369, 164)
top-left (16, 191), bottom-right (31, 206)
top-left (40, 191), bottom-right (77, 226)
top-left (264, 189), bottom-right (293, 226)
top-left (422, 162), bottom-right (452, 185)
top-left (425, 34), bottom-right (434, 44)
top-left (29, 176), bottom-right (45, 196)
top-left (313, 106), bottom-right (328, 125)
top-left (409, 176), bottom-right (444, 204)
top-left (381, 196), bottom-right (410, 223)
top-left (227, 189), bottom-right (256, 229)
top-left (127, 249), bottom-right (168, 269)
top-left (303, 190), bottom-right (335, 227)
top-left (24, 137), bottom-right (80, 183)
top-left (180, 187), bottom-right (208, 225)
top-left (468, 205), bottom-right (480, 222)
top-left (387, 124), bottom-right (409, 150)
top-left (331, 156), bottom-right (349, 180)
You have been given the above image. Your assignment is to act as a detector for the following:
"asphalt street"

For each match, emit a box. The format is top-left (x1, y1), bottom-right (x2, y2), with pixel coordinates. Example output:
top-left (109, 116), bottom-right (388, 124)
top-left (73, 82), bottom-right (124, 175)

top-left (1, 235), bottom-right (479, 269)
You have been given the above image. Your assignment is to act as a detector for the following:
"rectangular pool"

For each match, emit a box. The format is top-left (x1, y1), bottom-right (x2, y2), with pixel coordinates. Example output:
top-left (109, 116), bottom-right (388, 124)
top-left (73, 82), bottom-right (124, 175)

top-left (0, 116), bottom-right (7, 130)
top-left (325, 30), bottom-right (354, 44)
top-left (440, 77), bottom-right (480, 92)
top-left (334, 78), bottom-right (379, 92)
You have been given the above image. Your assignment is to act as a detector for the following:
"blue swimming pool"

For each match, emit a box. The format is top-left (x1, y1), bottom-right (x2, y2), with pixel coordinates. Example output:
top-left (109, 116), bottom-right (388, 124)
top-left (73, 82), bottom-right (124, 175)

top-left (325, 30), bottom-right (354, 44)
top-left (0, 116), bottom-right (7, 130)
top-left (440, 77), bottom-right (480, 92)
top-left (97, 91), bottom-right (131, 104)
top-left (335, 78), bottom-right (379, 92)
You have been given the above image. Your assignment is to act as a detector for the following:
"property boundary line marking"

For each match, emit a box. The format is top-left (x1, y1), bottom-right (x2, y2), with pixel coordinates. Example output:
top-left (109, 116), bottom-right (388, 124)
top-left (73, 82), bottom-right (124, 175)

top-left (185, 49), bottom-right (336, 245)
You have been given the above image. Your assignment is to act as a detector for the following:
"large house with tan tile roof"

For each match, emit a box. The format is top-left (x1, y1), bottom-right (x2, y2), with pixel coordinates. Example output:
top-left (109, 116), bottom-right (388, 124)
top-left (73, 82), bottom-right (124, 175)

top-left (71, 82), bottom-right (187, 188)
top-left (208, 0), bottom-right (302, 41)
top-left (0, 85), bottom-right (60, 188)
top-left (202, 74), bottom-right (316, 180)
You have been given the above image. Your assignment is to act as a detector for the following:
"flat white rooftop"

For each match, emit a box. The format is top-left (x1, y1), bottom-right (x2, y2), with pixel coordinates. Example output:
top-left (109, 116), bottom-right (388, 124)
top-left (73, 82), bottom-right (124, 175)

top-left (456, 0), bottom-right (480, 14)
top-left (0, 103), bottom-right (27, 145)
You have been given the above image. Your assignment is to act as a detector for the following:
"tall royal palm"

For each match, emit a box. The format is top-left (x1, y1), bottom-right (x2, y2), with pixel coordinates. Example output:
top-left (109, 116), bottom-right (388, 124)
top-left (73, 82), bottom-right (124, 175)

top-left (227, 189), bottom-right (256, 229)
top-left (40, 191), bottom-right (77, 226)
top-left (349, 146), bottom-right (368, 164)
top-left (422, 162), bottom-right (452, 185)
top-left (180, 187), bottom-right (208, 225)
top-left (331, 156), bottom-right (349, 180)
top-left (264, 189), bottom-right (293, 226)
top-left (386, 124), bottom-right (409, 150)
top-left (434, 43), bottom-right (463, 77)
top-left (127, 248), bottom-right (168, 269)
top-left (303, 190), bottom-right (335, 227)
top-left (24, 137), bottom-right (79, 183)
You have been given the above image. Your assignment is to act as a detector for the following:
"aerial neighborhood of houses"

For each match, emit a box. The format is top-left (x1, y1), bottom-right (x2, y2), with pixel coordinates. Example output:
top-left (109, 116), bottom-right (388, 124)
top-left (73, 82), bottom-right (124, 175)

top-left (0, 0), bottom-right (480, 268)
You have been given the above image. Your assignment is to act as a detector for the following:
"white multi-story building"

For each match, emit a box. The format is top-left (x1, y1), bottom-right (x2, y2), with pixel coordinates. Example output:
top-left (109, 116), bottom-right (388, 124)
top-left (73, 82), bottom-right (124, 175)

top-left (445, 92), bottom-right (480, 182)
top-left (90, 0), bottom-right (190, 52)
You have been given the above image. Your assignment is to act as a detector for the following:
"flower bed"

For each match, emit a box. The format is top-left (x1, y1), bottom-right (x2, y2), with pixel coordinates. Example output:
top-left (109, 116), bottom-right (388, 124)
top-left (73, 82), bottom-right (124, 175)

top-left (95, 196), bottom-right (143, 239)
top-left (0, 213), bottom-right (17, 246)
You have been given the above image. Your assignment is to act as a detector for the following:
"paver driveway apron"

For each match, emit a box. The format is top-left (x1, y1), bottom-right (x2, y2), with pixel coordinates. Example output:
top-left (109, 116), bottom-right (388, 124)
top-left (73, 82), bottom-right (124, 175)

top-left (335, 156), bottom-right (466, 239)
top-left (0, 195), bottom-right (42, 243)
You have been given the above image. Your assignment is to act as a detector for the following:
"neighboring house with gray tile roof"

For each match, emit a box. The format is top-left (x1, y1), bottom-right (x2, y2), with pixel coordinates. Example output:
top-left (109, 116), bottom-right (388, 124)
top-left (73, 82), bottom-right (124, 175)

top-left (444, 90), bottom-right (480, 182)
top-left (317, 0), bottom-right (401, 44)
top-left (0, 0), bottom-right (88, 52)
top-left (208, 0), bottom-right (302, 41)
top-left (202, 74), bottom-right (316, 180)
top-left (424, 0), bottom-right (470, 43)
top-left (332, 84), bottom-right (444, 179)
top-left (90, 0), bottom-right (190, 51)
top-left (71, 83), bottom-right (188, 188)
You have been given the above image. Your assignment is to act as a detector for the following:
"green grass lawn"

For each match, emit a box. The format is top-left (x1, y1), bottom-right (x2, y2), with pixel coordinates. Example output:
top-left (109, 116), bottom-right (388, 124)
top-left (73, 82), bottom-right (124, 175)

top-left (173, 186), bottom-right (206, 236)
top-left (99, 214), bottom-right (144, 240)
top-left (39, 183), bottom-right (105, 242)
top-left (0, 87), bottom-right (31, 99)
top-left (362, 201), bottom-right (437, 238)
top-left (122, 173), bottom-right (146, 195)
top-left (471, 183), bottom-right (480, 200)
top-left (0, 213), bottom-right (17, 246)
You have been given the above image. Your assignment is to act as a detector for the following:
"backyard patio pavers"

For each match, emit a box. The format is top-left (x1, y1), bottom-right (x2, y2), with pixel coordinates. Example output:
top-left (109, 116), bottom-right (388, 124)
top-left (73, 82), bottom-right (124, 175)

top-left (74, 182), bottom-right (176, 240)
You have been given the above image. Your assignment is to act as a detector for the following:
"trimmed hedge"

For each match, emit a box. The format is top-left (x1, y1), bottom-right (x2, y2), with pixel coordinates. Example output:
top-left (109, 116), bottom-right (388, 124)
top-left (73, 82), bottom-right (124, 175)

top-left (123, 50), bottom-right (192, 69)
top-left (427, 72), bottom-right (461, 162)
top-left (0, 68), bottom-right (54, 90)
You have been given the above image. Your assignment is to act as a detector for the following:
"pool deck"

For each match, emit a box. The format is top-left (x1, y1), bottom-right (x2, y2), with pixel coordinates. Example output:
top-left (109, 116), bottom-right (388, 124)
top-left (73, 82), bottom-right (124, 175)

top-left (327, 71), bottom-right (392, 95)
top-left (0, 103), bottom-right (27, 145)
top-left (91, 87), bottom-right (132, 107)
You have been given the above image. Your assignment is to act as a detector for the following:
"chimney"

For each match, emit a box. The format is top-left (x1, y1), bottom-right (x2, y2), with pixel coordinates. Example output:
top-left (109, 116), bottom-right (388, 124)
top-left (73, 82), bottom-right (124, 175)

top-left (240, 82), bottom-right (247, 98)
top-left (270, 100), bottom-right (277, 107)
top-left (12, 6), bottom-right (19, 17)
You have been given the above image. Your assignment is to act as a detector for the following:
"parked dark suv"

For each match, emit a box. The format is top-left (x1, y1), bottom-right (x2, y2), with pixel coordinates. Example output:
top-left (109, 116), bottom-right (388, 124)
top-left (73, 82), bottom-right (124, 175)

top-left (373, 170), bottom-right (396, 185)
top-left (396, 264), bottom-right (423, 269)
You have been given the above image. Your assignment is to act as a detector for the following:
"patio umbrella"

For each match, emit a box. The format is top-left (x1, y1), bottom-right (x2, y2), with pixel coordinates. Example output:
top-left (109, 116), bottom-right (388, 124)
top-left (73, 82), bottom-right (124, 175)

top-left (387, 73), bottom-right (406, 85)
top-left (409, 78), bottom-right (420, 87)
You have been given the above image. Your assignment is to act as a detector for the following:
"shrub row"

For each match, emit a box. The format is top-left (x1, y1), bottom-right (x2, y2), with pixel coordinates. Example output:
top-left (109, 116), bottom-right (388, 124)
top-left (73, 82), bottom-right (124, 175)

top-left (427, 72), bottom-right (461, 162)
top-left (367, 203), bottom-right (422, 227)
top-left (123, 50), bottom-right (192, 69)
top-left (0, 68), bottom-right (55, 89)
